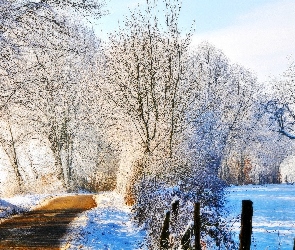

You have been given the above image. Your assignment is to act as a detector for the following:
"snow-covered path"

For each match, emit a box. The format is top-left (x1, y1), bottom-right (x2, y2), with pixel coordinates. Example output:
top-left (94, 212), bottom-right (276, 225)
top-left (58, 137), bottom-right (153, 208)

top-left (0, 195), bottom-right (97, 249)
top-left (61, 192), bottom-right (146, 250)
top-left (0, 192), bottom-right (146, 250)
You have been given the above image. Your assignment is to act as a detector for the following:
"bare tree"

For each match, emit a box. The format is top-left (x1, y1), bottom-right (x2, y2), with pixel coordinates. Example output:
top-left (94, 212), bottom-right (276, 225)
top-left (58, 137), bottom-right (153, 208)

top-left (104, 0), bottom-right (193, 158)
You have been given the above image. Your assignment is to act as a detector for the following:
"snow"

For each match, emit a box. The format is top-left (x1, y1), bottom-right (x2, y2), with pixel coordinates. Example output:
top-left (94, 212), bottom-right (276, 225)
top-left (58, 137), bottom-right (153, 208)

top-left (61, 192), bottom-right (146, 250)
top-left (0, 192), bottom-right (86, 219)
top-left (0, 193), bottom-right (51, 219)
top-left (0, 191), bottom-right (146, 249)
top-left (225, 184), bottom-right (295, 250)
top-left (3, 186), bottom-right (294, 249)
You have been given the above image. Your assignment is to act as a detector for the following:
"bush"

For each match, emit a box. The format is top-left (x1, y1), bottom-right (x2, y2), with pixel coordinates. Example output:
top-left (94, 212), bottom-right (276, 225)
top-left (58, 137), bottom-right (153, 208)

top-left (131, 158), bottom-right (237, 249)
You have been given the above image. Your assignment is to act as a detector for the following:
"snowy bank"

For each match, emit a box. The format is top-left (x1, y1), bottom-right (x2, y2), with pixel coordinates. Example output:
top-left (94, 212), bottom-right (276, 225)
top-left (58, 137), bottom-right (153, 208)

top-left (0, 193), bottom-right (51, 219)
top-left (0, 191), bottom-right (83, 219)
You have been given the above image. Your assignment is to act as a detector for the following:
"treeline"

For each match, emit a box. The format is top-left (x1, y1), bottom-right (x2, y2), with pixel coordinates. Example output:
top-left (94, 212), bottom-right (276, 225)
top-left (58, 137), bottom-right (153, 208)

top-left (1, 0), bottom-right (295, 248)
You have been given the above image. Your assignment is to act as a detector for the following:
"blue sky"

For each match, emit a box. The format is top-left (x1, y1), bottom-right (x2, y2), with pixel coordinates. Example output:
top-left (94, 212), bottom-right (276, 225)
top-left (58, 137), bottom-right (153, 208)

top-left (94, 0), bottom-right (295, 82)
top-left (172, 0), bottom-right (279, 33)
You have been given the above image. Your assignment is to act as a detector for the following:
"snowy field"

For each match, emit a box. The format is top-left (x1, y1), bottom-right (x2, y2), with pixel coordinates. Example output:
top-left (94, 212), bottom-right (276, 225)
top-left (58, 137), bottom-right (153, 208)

top-left (226, 184), bottom-right (295, 250)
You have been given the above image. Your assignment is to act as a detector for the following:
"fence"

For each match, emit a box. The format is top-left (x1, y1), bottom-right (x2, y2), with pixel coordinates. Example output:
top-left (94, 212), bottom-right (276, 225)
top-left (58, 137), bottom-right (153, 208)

top-left (160, 199), bottom-right (295, 250)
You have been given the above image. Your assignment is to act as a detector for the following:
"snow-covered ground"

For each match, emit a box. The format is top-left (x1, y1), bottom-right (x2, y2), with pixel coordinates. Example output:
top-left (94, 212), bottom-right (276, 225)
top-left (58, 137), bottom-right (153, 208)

top-left (61, 192), bottom-right (146, 250)
top-left (225, 184), bottom-right (295, 250)
top-left (0, 193), bottom-right (52, 219)
top-left (2, 185), bottom-right (294, 250)
top-left (0, 191), bottom-right (146, 249)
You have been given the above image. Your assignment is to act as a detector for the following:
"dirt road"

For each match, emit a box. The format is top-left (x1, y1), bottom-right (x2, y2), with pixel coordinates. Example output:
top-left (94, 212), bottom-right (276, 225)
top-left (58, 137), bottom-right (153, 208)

top-left (0, 195), bottom-right (97, 250)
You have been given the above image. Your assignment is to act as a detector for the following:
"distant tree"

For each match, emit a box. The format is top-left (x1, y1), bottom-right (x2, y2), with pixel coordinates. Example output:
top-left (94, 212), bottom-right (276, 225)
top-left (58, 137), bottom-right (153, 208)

top-left (248, 62), bottom-right (295, 184)
top-left (184, 42), bottom-right (261, 185)
top-left (268, 61), bottom-right (295, 139)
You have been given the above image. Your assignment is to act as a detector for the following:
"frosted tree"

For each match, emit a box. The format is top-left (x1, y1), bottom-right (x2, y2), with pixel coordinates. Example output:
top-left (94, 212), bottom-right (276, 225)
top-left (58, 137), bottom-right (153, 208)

top-left (102, 0), bottom-right (198, 201)
top-left (268, 61), bottom-right (295, 139)
top-left (183, 42), bottom-right (261, 185)
top-left (104, 0), bottom-right (191, 156)
top-left (0, 0), bottom-right (108, 191)
top-left (0, 108), bottom-right (24, 191)
top-left (252, 63), bottom-right (295, 183)
top-left (102, 1), bottom-right (243, 248)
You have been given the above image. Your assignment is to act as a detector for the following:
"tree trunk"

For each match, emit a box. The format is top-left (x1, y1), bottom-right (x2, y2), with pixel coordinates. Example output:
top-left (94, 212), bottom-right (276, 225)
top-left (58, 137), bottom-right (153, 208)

top-left (7, 122), bottom-right (23, 192)
top-left (52, 148), bottom-right (67, 188)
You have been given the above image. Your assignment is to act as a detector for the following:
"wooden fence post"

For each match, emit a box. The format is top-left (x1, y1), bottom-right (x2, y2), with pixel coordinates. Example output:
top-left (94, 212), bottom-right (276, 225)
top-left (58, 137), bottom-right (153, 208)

top-left (160, 211), bottom-right (170, 249)
top-left (171, 199), bottom-right (179, 240)
top-left (171, 199), bottom-right (179, 218)
top-left (239, 200), bottom-right (253, 250)
top-left (181, 224), bottom-right (192, 250)
top-left (194, 202), bottom-right (201, 250)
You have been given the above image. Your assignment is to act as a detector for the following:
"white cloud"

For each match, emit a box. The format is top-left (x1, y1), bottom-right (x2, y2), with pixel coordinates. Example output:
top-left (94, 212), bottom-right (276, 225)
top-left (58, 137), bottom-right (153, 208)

top-left (191, 0), bottom-right (295, 82)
